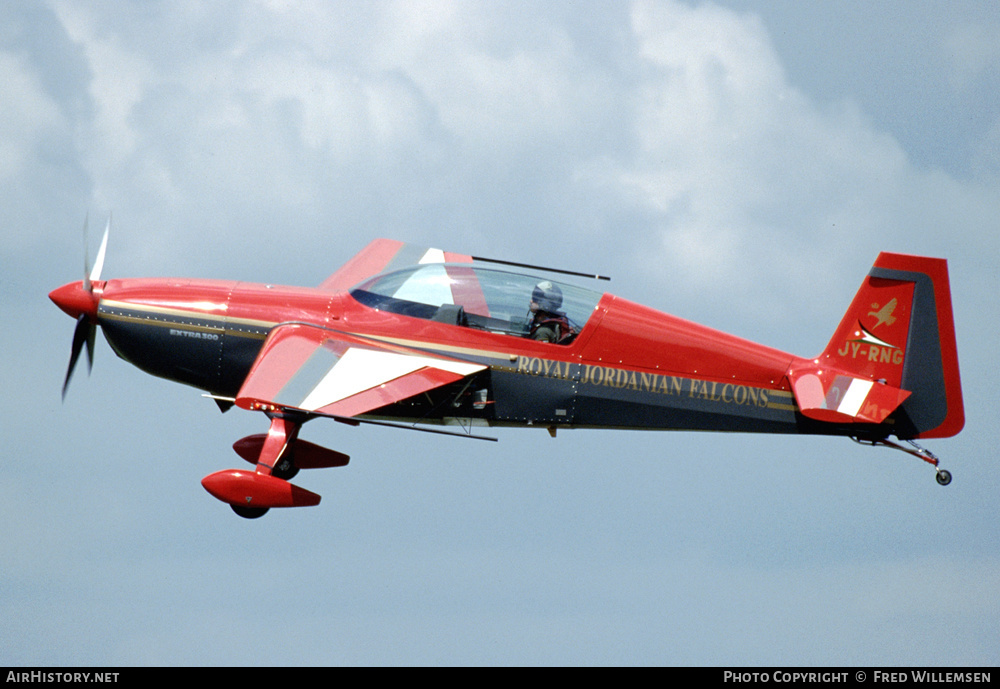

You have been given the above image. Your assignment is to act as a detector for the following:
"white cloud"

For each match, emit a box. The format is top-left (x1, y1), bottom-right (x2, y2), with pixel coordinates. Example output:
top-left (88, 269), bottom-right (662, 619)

top-left (558, 1), bottom-right (978, 333)
top-left (52, 2), bottom-right (151, 177)
top-left (34, 1), bottom-right (997, 308)
top-left (0, 52), bottom-right (64, 182)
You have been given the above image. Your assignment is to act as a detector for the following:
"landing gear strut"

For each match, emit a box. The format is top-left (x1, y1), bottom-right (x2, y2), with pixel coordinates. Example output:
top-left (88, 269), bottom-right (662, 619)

top-left (852, 436), bottom-right (952, 486)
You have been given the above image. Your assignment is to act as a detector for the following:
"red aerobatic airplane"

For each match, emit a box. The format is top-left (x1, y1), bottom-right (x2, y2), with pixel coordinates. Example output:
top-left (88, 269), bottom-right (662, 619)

top-left (51, 220), bottom-right (964, 518)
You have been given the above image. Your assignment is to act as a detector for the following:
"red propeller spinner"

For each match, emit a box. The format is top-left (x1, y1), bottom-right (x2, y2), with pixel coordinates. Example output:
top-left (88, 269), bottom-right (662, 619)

top-left (49, 279), bottom-right (103, 320)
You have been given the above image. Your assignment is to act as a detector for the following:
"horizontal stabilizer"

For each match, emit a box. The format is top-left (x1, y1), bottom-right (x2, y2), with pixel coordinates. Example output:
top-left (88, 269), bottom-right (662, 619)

top-left (788, 368), bottom-right (911, 425)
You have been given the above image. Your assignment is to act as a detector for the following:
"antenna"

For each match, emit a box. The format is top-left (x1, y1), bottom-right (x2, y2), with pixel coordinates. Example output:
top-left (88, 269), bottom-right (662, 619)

top-left (470, 255), bottom-right (610, 281)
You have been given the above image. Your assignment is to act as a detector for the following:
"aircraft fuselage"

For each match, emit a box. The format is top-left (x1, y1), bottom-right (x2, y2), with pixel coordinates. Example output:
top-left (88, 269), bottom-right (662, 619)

top-left (83, 276), bottom-right (852, 437)
top-left (50, 239), bottom-right (964, 515)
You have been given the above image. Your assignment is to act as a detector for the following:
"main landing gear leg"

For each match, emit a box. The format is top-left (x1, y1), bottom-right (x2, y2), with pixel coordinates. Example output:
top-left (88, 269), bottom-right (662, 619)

top-left (852, 437), bottom-right (952, 486)
top-left (231, 414), bottom-right (300, 519)
top-left (254, 414), bottom-right (301, 480)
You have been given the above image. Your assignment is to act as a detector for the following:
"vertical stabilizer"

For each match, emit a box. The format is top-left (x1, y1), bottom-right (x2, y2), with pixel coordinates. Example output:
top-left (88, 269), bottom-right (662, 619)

top-left (811, 253), bottom-right (964, 438)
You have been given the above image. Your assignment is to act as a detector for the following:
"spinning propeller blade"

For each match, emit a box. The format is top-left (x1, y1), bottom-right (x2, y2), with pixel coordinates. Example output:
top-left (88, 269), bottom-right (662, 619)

top-left (57, 214), bottom-right (110, 399)
top-left (91, 214), bottom-right (110, 284)
top-left (63, 316), bottom-right (92, 399)
top-left (82, 213), bottom-right (90, 292)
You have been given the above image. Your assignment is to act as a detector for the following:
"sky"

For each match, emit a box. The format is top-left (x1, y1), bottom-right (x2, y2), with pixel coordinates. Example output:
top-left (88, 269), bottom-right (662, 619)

top-left (2, 0), bottom-right (998, 666)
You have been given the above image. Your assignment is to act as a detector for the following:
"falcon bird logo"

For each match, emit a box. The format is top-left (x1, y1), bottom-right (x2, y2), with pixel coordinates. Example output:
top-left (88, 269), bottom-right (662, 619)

top-left (868, 298), bottom-right (898, 329)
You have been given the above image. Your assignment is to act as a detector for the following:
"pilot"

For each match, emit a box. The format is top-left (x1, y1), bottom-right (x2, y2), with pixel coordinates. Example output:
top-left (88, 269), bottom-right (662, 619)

top-left (528, 281), bottom-right (572, 343)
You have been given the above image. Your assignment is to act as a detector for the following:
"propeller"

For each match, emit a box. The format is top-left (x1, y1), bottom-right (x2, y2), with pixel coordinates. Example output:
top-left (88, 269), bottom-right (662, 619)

top-left (53, 213), bottom-right (110, 399)
top-left (84, 212), bottom-right (110, 293)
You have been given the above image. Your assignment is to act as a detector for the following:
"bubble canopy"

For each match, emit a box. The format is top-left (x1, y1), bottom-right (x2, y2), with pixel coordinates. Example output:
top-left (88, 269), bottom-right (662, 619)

top-left (349, 264), bottom-right (604, 339)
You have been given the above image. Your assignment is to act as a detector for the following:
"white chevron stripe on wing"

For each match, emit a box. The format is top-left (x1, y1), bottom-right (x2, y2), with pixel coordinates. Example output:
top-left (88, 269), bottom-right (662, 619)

top-left (298, 347), bottom-right (482, 412)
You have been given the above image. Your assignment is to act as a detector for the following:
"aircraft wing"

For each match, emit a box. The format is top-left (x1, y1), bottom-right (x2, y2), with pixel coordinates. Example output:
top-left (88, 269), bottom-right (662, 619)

top-left (235, 323), bottom-right (486, 418)
top-left (318, 238), bottom-right (473, 291)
